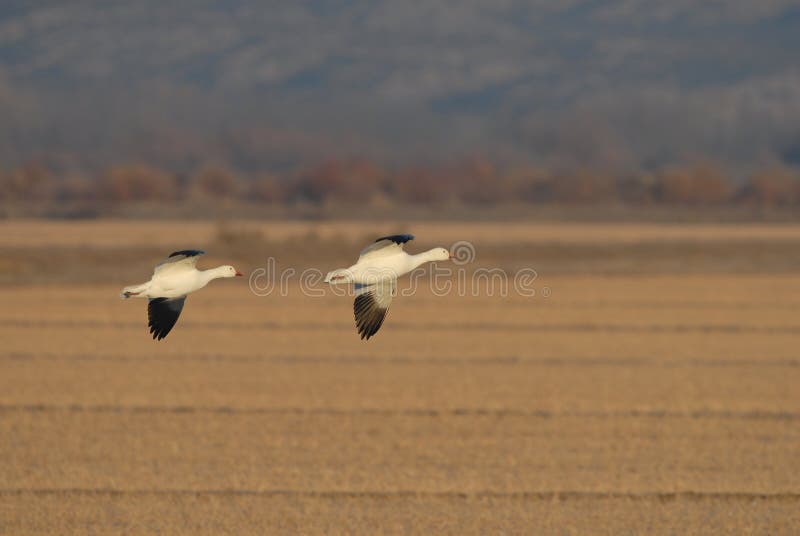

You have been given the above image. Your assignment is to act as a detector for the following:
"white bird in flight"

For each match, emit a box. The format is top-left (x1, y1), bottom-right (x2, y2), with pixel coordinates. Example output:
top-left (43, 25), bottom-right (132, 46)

top-left (325, 234), bottom-right (453, 340)
top-left (120, 250), bottom-right (242, 340)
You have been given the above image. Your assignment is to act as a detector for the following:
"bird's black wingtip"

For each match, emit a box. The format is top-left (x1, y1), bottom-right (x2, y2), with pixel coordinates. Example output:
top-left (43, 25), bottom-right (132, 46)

top-left (150, 329), bottom-right (166, 341)
top-left (354, 292), bottom-right (387, 341)
top-left (168, 249), bottom-right (206, 258)
top-left (374, 234), bottom-right (414, 245)
top-left (147, 297), bottom-right (185, 341)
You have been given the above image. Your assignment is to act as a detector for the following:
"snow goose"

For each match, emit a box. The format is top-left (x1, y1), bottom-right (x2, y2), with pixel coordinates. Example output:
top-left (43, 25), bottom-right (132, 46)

top-left (120, 250), bottom-right (242, 340)
top-left (324, 235), bottom-right (453, 340)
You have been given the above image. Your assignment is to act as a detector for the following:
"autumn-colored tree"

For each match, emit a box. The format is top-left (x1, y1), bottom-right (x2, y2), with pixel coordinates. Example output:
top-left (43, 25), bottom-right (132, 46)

top-left (58, 174), bottom-right (95, 202)
top-left (2, 161), bottom-right (56, 202)
top-left (389, 165), bottom-right (451, 204)
top-left (655, 162), bottom-right (733, 204)
top-left (550, 168), bottom-right (617, 203)
top-left (506, 165), bottom-right (552, 203)
top-left (617, 172), bottom-right (657, 205)
top-left (739, 167), bottom-right (799, 207)
top-left (456, 157), bottom-right (511, 204)
top-left (190, 164), bottom-right (240, 200)
top-left (101, 164), bottom-right (178, 203)
top-left (249, 173), bottom-right (286, 204)
top-left (295, 158), bottom-right (385, 203)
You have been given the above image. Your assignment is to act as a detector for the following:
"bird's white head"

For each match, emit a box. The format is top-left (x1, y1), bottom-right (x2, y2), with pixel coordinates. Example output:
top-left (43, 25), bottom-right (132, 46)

top-left (429, 247), bottom-right (453, 262)
top-left (219, 265), bottom-right (243, 278)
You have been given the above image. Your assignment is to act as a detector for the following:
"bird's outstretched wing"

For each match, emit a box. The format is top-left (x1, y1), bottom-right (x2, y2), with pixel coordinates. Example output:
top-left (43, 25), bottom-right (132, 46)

top-left (154, 250), bottom-right (205, 274)
top-left (358, 234), bottom-right (414, 261)
top-left (353, 281), bottom-right (394, 340)
top-left (148, 297), bottom-right (186, 340)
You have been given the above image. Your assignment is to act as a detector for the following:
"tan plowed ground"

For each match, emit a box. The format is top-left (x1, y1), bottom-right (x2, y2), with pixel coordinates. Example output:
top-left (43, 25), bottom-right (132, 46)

top-left (1, 221), bottom-right (798, 534)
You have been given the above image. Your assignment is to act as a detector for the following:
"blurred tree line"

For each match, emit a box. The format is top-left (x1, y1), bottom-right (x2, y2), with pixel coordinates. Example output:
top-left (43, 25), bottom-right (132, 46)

top-left (1, 157), bottom-right (799, 214)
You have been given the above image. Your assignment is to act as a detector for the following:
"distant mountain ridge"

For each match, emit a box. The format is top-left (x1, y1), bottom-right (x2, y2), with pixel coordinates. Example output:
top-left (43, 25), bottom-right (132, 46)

top-left (0, 1), bottom-right (799, 173)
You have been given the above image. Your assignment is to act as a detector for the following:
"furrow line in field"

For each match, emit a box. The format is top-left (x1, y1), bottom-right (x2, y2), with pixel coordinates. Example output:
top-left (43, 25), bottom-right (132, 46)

top-left (3, 319), bottom-right (800, 334)
top-left (2, 352), bottom-right (798, 368)
top-left (8, 297), bottom-right (800, 310)
top-left (1, 488), bottom-right (799, 502)
top-left (1, 404), bottom-right (797, 420)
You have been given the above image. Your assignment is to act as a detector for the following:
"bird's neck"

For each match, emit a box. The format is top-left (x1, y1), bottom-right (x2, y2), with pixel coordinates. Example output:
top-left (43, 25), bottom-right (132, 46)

top-left (200, 266), bottom-right (228, 284)
top-left (409, 249), bottom-right (442, 270)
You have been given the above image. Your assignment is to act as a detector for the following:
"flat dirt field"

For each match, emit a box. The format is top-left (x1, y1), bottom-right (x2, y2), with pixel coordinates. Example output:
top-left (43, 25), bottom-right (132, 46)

top-left (1, 220), bottom-right (799, 534)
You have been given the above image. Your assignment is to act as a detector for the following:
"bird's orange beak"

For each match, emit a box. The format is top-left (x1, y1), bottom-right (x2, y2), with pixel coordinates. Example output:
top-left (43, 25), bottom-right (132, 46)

top-left (449, 253), bottom-right (455, 259)
top-left (235, 271), bottom-right (243, 277)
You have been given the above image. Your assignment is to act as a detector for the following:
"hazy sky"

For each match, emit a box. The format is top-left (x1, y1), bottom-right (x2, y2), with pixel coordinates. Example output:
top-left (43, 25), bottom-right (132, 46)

top-left (1, 0), bottom-right (799, 172)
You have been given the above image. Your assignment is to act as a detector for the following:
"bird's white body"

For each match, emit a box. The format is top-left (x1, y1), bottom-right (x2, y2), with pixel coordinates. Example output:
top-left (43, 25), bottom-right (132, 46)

top-left (334, 251), bottom-right (439, 284)
top-left (325, 242), bottom-right (450, 286)
top-left (123, 265), bottom-right (237, 299)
